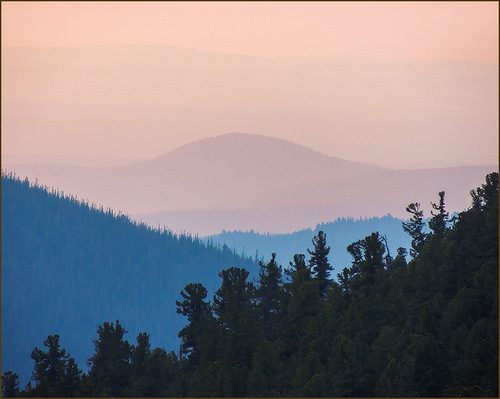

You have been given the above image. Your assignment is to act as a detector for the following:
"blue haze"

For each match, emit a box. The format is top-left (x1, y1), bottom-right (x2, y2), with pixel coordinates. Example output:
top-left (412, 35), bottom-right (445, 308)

top-left (209, 215), bottom-right (413, 276)
top-left (1, 175), bottom-right (257, 386)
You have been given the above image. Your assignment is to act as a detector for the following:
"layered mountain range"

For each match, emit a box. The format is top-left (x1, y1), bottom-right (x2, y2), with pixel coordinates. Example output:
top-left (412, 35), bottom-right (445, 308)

top-left (4, 132), bottom-right (495, 235)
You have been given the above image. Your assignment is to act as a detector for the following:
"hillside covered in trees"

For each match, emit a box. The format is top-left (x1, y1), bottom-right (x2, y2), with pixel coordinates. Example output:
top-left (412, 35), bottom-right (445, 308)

top-left (208, 214), bottom-right (412, 267)
top-left (2, 173), bottom-right (497, 397)
top-left (1, 173), bottom-right (257, 387)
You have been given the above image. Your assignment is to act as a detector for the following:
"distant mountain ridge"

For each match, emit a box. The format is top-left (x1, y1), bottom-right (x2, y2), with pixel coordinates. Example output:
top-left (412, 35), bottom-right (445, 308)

top-left (207, 215), bottom-right (412, 269)
top-left (4, 133), bottom-right (496, 235)
top-left (3, 132), bottom-right (385, 214)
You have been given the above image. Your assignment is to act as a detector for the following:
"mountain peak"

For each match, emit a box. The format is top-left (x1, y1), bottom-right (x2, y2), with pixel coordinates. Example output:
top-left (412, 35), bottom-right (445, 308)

top-left (202, 131), bottom-right (301, 145)
top-left (7, 132), bottom-right (384, 215)
top-left (162, 132), bottom-right (336, 162)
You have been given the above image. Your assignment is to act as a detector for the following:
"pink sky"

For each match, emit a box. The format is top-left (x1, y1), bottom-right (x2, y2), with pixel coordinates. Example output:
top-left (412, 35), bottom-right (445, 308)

top-left (1, 1), bottom-right (498, 168)
top-left (2, 1), bottom-right (498, 62)
top-left (1, 1), bottom-right (498, 233)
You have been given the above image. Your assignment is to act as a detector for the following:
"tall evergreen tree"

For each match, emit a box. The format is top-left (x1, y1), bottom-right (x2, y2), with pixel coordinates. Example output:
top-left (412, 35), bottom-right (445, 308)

top-left (212, 267), bottom-right (258, 396)
top-left (285, 254), bottom-right (311, 291)
top-left (471, 172), bottom-right (498, 211)
top-left (402, 202), bottom-right (427, 257)
top-left (256, 253), bottom-right (284, 341)
top-left (88, 321), bottom-right (132, 396)
top-left (429, 191), bottom-right (449, 238)
top-left (213, 267), bottom-right (256, 335)
top-left (346, 232), bottom-right (386, 291)
top-left (130, 332), bottom-right (151, 395)
top-left (285, 254), bottom-right (318, 322)
top-left (307, 231), bottom-right (332, 297)
top-left (61, 358), bottom-right (81, 397)
top-left (30, 335), bottom-right (80, 397)
top-left (176, 284), bottom-right (212, 361)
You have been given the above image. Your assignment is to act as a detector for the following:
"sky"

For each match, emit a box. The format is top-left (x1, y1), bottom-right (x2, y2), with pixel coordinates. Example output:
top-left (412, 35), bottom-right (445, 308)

top-left (2, 2), bottom-right (498, 62)
top-left (1, 1), bottom-right (499, 167)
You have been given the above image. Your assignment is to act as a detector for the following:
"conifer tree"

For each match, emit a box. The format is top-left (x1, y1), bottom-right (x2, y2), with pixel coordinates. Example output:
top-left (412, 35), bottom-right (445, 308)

top-left (176, 283), bottom-right (213, 363)
top-left (429, 191), bottom-right (449, 238)
top-left (213, 267), bottom-right (255, 334)
top-left (62, 358), bottom-right (81, 397)
top-left (402, 202), bottom-right (427, 257)
top-left (88, 321), bottom-right (132, 396)
top-left (286, 254), bottom-right (311, 291)
top-left (130, 332), bottom-right (151, 395)
top-left (257, 253), bottom-right (284, 341)
top-left (30, 335), bottom-right (80, 397)
top-left (307, 231), bottom-right (332, 297)
top-left (471, 172), bottom-right (498, 211)
top-left (212, 267), bottom-right (258, 396)
top-left (2, 372), bottom-right (19, 397)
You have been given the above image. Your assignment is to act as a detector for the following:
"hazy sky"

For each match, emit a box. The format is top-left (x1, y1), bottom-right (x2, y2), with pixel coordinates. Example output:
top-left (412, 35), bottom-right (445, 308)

top-left (2, 2), bottom-right (498, 168)
top-left (2, 2), bottom-right (498, 61)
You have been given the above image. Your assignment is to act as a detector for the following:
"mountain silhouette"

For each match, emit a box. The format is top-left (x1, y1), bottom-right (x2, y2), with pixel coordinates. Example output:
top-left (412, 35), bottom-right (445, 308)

top-left (5, 132), bottom-right (382, 213)
top-left (5, 133), bottom-right (496, 235)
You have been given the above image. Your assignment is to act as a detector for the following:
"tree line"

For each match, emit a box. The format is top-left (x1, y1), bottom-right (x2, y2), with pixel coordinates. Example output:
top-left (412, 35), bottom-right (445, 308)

top-left (2, 172), bottom-right (498, 397)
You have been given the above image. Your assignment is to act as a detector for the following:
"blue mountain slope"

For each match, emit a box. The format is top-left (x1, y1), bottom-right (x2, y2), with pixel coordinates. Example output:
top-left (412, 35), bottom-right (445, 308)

top-left (1, 174), bottom-right (257, 385)
top-left (209, 215), bottom-right (413, 272)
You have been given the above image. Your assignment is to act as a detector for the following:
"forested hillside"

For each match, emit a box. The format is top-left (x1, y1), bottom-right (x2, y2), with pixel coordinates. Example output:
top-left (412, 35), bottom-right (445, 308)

top-left (208, 215), bottom-right (412, 267)
top-left (2, 173), bottom-right (497, 397)
top-left (1, 173), bottom-right (257, 386)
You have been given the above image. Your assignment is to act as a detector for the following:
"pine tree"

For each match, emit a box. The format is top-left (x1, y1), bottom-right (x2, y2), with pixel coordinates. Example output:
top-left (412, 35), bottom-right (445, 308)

top-left (429, 191), bottom-right (449, 238)
top-left (176, 283), bottom-right (214, 364)
top-left (346, 232), bottom-right (386, 292)
top-left (213, 268), bottom-right (255, 335)
top-left (256, 253), bottom-right (284, 341)
top-left (307, 231), bottom-right (332, 297)
top-left (285, 254), bottom-right (311, 291)
top-left (212, 267), bottom-right (258, 396)
top-left (30, 335), bottom-right (80, 397)
top-left (130, 332), bottom-right (151, 395)
top-left (402, 202), bottom-right (427, 257)
top-left (88, 321), bottom-right (132, 396)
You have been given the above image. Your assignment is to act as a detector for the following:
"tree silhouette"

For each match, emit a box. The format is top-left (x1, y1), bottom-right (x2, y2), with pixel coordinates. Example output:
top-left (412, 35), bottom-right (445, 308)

top-left (30, 335), bottom-right (80, 397)
top-left (307, 231), bottom-right (332, 297)
top-left (88, 321), bottom-right (132, 396)
top-left (2, 372), bottom-right (19, 397)
top-left (402, 202), bottom-right (427, 257)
